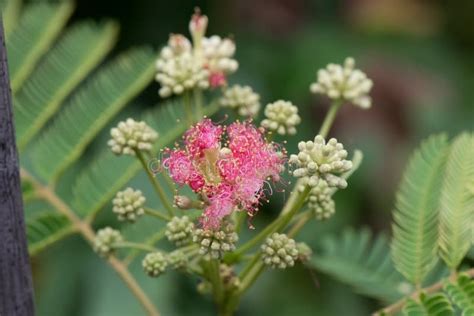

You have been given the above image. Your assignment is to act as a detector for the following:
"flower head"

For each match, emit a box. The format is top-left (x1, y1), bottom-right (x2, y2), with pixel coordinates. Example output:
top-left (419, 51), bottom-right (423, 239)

top-left (304, 179), bottom-right (336, 220)
top-left (142, 252), bottom-right (168, 277)
top-left (165, 216), bottom-right (195, 246)
top-left (94, 227), bottom-right (123, 257)
top-left (219, 85), bottom-right (261, 117)
top-left (193, 220), bottom-right (238, 259)
top-left (163, 119), bottom-right (285, 229)
top-left (310, 57), bottom-right (373, 109)
top-left (289, 135), bottom-right (352, 189)
top-left (112, 188), bottom-right (146, 222)
top-left (261, 233), bottom-right (299, 269)
top-left (156, 11), bottom-right (238, 97)
top-left (108, 119), bottom-right (158, 155)
top-left (261, 100), bottom-right (301, 135)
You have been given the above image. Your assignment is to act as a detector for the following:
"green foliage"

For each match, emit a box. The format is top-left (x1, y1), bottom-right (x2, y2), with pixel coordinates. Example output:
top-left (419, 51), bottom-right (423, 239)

top-left (311, 228), bottom-right (407, 302)
top-left (1, 0), bottom-right (22, 36)
top-left (391, 134), bottom-right (450, 285)
top-left (444, 274), bottom-right (474, 315)
top-left (403, 292), bottom-right (454, 316)
top-left (26, 212), bottom-right (74, 256)
top-left (7, 1), bottom-right (74, 91)
top-left (29, 47), bottom-right (156, 182)
top-left (438, 133), bottom-right (474, 269)
top-left (14, 21), bottom-right (119, 149)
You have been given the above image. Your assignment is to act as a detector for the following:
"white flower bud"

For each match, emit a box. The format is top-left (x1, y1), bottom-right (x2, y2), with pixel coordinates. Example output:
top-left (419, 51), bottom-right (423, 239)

top-left (112, 188), bottom-right (146, 222)
top-left (261, 100), bottom-right (301, 135)
top-left (108, 118), bottom-right (158, 155)
top-left (219, 85), bottom-right (261, 117)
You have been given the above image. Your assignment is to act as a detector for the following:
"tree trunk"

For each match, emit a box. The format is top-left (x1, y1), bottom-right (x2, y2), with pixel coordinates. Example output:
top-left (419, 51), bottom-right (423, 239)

top-left (0, 18), bottom-right (35, 316)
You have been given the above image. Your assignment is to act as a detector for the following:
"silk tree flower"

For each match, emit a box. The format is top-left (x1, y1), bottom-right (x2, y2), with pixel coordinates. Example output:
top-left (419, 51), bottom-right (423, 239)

top-left (156, 11), bottom-right (238, 97)
top-left (163, 119), bottom-right (285, 229)
top-left (310, 57), bottom-right (373, 109)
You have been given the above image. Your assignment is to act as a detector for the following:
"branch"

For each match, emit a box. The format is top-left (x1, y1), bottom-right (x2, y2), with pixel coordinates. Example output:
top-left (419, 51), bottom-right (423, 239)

top-left (21, 169), bottom-right (160, 316)
top-left (373, 268), bottom-right (474, 315)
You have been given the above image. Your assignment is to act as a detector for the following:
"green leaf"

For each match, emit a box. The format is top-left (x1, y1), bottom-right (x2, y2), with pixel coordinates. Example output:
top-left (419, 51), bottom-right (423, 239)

top-left (403, 292), bottom-right (454, 316)
top-left (7, 1), bottom-right (74, 92)
top-left (26, 212), bottom-right (74, 256)
top-left (438, 133), bottom-right (474, 269)
top-left (310, 228), bottom-right (407, 302)
top-left (2, 0), bottom-right (22, 36)
top-left (30, 47), bottom-right (156, 183)
top-left (71, 101), bottom-right (220, 218)
top-left (15, 21), bottom-right (119, 150)
top-left (445, 274), bottom-right (474, 315)
top-left (391, 134), bottom-right (450, 285)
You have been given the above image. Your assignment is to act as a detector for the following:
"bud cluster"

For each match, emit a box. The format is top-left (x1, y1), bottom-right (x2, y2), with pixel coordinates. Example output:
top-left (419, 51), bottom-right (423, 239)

top-left (193, 221), bottom-right (238, 260)
top-left (289, 135), bottom-right (352, 189)
top-left (165, 216), bottom-right (195, 247)
top-left (142, 251), bottom-right (168, 277)
top-left (112, 188), bottom-right (146, 222)
top-left (310, 57), bottom-right (373, 109)
top-left (301, 179), bottom-right (336, 220)
top-left (219, 85), bottom-right (261, 117)
top-left (108, 118), bottom-right (158, 155)
top-left (261, 233), bottom-right (299, 269)
top-left (261, 100), bottom-right (301, 135)
top-left (94, 227), bottom-right (123, 257)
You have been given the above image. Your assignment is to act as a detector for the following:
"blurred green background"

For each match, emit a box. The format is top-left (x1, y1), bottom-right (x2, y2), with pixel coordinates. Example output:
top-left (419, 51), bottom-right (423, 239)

top-left (30, 0), bottom-right (473, 315)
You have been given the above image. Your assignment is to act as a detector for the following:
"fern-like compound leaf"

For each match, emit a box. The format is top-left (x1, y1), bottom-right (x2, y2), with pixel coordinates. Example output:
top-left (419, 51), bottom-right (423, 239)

top-left (438, 133), bottom-right (474, 269)
top-left (7, 1), bottom-right (74, 92)
top-left (2, 0), bottom-right (22, 36)
top-left (15, 21), bottom-right (119, 149)
top-left (26, 212), bottom-right (74, 256)
top-left (403, 292), bottom-right (454, 316)
top-left (311, 228), bottom-right (407, 302)
top-left (445, 274), bottom-right (474, 315)
top-left (30, 47), bottom-right (156, 183)
top-left (391, 134), bottom-right (450, 285)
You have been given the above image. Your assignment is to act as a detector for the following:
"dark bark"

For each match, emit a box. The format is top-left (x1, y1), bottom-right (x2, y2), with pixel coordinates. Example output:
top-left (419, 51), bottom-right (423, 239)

top-left (0, 18), bottom-right (35, 316)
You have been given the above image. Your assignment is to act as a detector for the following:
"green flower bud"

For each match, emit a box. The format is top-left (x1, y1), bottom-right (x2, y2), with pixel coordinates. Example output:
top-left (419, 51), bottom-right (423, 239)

top-left (166, 216), bottom-right (195, 247)
top-left (261, 233), bottom-right (299, 269)
top-left (220, 264), bottom-right (240, 290)
top-left (296, 242), bottom-right (312, 262)
top-left (94, 227), bottom-right (123, 257)
top-left (167, 250), bottom-right (188, 270)
top-left (112, 187), bottom-right (146, 222)
top-left (193, 221), bottom-right (238, 260)
top-left (142, 252), bottom-right (168, 277)
top-left (305, 179), bottom-right (336, 220)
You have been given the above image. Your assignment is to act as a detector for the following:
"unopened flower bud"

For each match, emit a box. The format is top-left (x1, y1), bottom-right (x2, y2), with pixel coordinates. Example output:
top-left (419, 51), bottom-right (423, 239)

top-left (167, 250), bottom-right (188, 270)
top-left (94, 227), bottom-right (123, 257)
top-left (261, 100), bottom-right (301, 135)
top-left (261, 233), bottom-right (299, 269)
top-left (310, 57), bottom-right (373, 109)
top-left (193, 220), bottom-right (238, 260)
top-left (112, 188), bottom-right (146, 222)
top-left (142, 252), bottom-right (168, 277)
top-left (166, 216), bottom-right (195, 247)
top-left (296, 242), bottom-right (312, 262)
top-left (108, 119), bottom-right (158, 155)
top-left (219, 85), bottom-right (260, 117)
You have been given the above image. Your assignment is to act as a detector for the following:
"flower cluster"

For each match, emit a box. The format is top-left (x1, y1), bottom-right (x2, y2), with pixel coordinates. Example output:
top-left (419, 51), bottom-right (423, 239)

top-left (165, 216), bottom-right (195, 247)
top-left (310, 57), bottom-right (373, 109)
top-left (94, 227), bottom-right (123, 257)
top-left (112, 188), bottom-right (146, 222)
top-left (219, 85), bottom-right (261, 117)
top-left (108, 119), bottom-right (158, 155)
top-left (163, 119), bottom-right (285, 229)
top-left (193, 220), bottom-right (239, 259)
top-left (304, 180), bottom-right (336, 220)
top-left (142, 252), bottom-right (168, 277)
top-left (289, 135), bottom-right (352, 189)
top-left (261, 233), bottom-right (299, 269)
top-left (261, 100), bottom-right (301, 135)
top-left (155, 11), bottom-right (238, 97)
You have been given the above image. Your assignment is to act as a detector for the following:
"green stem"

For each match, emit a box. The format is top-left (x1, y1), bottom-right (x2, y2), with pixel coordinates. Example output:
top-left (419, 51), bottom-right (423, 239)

top-left (184, 91), bottom-right (194, 125)
top-left (193, 88), bottom-right (204, 120)
top-left (113, 241), bottom-right (157, 253)
top-left (124, 228), bottom-right (167, 265)
top-left (318, 99), bottom-right (343, 138)
top-left (207, 260), bottom-right (224, 304)
top-left (135, 149), bottom-right (175, 216)
top-left (144, 207), bottom-right (171, 221)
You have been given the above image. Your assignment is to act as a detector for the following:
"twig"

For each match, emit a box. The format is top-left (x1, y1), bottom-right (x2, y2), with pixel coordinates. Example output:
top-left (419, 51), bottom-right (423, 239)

top-left (21, 169), bottom-right (160, 316)
top-left (373, 268), bottom-right (474, 315)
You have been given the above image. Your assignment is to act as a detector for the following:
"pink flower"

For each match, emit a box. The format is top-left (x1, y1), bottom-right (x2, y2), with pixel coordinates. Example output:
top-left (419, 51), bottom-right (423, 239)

top-left (163, 119), bottom-right (285, 229)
